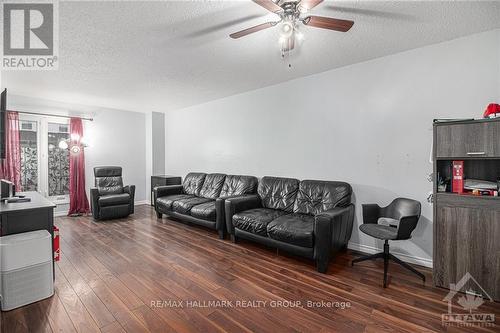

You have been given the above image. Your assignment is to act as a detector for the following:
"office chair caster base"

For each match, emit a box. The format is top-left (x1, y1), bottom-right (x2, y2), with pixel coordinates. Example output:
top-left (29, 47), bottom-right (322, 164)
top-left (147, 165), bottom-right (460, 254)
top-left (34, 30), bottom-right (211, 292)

top-left (351, 240), bottom-right (425, 287)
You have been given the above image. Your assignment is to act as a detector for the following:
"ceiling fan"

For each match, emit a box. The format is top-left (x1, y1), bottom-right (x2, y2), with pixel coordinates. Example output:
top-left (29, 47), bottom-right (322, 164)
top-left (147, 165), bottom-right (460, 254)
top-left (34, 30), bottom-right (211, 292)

top-left (229, 0), bottom-right (354, 54)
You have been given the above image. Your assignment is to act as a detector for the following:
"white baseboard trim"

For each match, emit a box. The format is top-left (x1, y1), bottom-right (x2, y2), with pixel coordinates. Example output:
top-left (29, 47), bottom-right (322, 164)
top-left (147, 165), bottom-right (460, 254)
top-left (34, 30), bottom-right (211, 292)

top-left (54, 211), bottom-right (67, 217)
top-left (347, 242), bottom-right (433, 268)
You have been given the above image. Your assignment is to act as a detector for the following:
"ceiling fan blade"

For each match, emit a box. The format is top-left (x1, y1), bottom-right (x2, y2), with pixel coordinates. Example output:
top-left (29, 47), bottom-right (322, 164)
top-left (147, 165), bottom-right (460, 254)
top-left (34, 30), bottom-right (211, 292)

top-left (229, 22), bottom-right (277, 39)
top-left (252, 0), bottom-right (282, 13)
top-left (303, 15), bottom-right (354, 32)
top-left (298, 0), bottom-right (324, 11)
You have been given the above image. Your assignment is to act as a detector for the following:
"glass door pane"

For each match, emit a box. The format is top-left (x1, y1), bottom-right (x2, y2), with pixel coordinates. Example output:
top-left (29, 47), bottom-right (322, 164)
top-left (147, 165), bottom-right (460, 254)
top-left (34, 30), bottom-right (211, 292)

top-left (20, 120), bottom-right (38, 191)
top-left (47, 122), bottom-right (70, 197)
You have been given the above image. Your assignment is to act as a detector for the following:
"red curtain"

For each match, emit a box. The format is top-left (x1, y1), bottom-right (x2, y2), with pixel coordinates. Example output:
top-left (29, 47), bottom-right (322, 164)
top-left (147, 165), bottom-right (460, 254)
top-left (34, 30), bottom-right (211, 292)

top-left (0, 112), bottom-right (22, 190)
top-left (68, 117), bottom-right (90, 215)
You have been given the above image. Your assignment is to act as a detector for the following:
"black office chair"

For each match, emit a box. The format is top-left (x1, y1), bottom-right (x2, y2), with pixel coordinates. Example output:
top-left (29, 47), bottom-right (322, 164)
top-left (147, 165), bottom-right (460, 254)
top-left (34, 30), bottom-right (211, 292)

top-left (351, 198), bottom-right (425, 288)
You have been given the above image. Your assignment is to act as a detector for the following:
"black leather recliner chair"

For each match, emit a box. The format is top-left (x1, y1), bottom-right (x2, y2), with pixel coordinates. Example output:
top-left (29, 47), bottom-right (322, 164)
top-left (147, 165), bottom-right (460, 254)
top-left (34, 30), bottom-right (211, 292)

top-left (225, 176), bottom-right (355, 273)
top-left (90, 166), bottom-right (135, 220)
top-left (154, 172), bottom-right (257, 239)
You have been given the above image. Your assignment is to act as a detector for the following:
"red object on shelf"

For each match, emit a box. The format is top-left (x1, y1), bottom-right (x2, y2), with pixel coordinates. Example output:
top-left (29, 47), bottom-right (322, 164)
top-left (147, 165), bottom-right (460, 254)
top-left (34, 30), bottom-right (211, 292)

top-left (452, 161), bottom-right (464, 194)
top-left (483, 103), bottom-right (500, 118)
top-left (53, 226), bottom-right (60, 261)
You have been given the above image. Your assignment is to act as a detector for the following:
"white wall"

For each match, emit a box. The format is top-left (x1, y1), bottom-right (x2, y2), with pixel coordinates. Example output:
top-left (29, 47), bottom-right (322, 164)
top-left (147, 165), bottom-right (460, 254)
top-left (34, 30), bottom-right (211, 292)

top-left (145, 112), bottom-right (153, 205)
top-left (7, 95), bottom-right (148, 210)
top-left (152, 112), bottom-right (166, 175)
top-left (165, 29), bottom-right (500, 267)
top-left (84, 107), bottom-right (147, 203)
top-left (145, 112), bottom-right (166, 204)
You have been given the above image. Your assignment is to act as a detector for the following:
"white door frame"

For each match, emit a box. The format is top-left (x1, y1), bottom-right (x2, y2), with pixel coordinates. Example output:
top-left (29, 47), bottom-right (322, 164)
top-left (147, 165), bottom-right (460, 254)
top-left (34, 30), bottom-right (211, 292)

top-left (19, 114), bottom-right (70, 204)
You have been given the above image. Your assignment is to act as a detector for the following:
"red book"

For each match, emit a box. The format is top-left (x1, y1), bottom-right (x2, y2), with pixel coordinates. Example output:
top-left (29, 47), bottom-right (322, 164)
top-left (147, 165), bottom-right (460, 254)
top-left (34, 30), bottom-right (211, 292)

top-left (452, 161), bottom-right (464, 194)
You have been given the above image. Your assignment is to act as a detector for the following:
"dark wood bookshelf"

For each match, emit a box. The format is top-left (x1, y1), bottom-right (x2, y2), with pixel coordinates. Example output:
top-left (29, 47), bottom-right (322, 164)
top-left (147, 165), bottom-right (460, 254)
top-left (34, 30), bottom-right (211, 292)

top-left (432, 118), bottom-right (500, 301)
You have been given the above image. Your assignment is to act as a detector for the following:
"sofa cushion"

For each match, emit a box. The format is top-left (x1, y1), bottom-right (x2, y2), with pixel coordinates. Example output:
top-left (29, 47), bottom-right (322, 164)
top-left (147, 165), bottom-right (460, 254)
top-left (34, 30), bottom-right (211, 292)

top-left (258, 176), bottom-right (299, 212)
top-left (98, 193), bottom-right (130, 207)
top-left (293, 180), bottom-right (352, 215)
top-left (173, 197), bottom-right (213, 215)
top-left (220, 175), bottom-right (258, 197)
top-left (233, 208), bottom-right (287, 236)
top-left (267, 214), bottom-right (314, 248)
top-left (157, 194), bottom-right (193, 212)
top-left (199, 173), bottom-right (226, 199)
top-left (190, 201), bottom-right (217, 221)
top-left (183, 173), bottom-right (206, 195)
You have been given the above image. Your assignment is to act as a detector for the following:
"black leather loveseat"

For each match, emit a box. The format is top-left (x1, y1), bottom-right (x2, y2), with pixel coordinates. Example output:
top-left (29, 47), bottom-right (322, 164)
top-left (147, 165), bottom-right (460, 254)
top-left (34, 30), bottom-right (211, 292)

top-left (225, 176), bottom-right (354, 273)
top-left (154, 172), bottom-right (257, 239)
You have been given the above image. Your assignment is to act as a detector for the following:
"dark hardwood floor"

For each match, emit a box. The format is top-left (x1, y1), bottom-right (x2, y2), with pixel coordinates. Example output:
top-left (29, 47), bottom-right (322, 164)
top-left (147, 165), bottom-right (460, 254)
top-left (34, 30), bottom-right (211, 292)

top-left (1, 205), bottom-right (499, 332)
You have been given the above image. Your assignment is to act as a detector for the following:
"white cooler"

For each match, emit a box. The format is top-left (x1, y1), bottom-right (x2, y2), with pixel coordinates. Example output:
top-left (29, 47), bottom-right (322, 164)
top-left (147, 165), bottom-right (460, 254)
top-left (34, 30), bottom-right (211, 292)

top-left (0, 230), bottom-right (54, 311)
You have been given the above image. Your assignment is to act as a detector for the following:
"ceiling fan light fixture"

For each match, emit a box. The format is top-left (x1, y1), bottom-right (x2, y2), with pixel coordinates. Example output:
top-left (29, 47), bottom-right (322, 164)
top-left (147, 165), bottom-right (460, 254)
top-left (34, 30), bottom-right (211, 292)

top-left (296, 31), bottom-right (304, 41)
top-left (279, 21), bottom-right (294, 38)
top-left (229, 0), bottom-right (353, 57)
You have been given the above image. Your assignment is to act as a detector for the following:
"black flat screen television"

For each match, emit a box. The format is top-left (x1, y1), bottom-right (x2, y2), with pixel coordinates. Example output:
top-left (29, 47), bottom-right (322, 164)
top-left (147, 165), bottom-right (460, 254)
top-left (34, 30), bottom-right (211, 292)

top-left (0, 88), bottom-right (6, 160)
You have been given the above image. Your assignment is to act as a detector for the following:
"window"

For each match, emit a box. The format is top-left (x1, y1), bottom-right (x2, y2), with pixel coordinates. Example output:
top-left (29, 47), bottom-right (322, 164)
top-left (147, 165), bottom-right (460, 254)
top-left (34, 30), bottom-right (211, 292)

top-left (19, 116), bottom-right (70, 203)
top-left (20, 120), bottom-right (38, 191)
top-left (48, 122), bottom-right (70, 197)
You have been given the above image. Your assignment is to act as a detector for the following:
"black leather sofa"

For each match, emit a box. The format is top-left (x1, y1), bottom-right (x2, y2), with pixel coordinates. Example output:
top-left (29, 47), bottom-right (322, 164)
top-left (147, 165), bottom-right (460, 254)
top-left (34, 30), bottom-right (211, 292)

top-left (154, 173), bottom-right (257, 239)
top-left (225, 176), bottom-right (355, 273)
top-left (90, 166), bottom-right (136, 220)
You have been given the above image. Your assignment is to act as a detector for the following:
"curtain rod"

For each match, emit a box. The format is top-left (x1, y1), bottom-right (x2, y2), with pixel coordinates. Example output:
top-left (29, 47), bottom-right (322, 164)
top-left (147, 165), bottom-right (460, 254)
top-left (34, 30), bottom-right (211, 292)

top-left (6, 109), bottom-right (93, 121)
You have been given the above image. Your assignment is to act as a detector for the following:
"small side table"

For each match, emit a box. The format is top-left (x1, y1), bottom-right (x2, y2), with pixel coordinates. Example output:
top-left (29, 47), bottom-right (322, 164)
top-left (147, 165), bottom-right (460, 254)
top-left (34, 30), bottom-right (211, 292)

top-left (151, 175), bottom-right (182, 206)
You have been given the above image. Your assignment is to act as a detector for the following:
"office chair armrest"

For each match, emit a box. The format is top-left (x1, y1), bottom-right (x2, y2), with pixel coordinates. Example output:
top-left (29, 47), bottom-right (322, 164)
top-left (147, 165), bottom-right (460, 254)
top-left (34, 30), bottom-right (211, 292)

top-left (362, 204), bottom-right (382, 224)
top-left (90, 187), bottom-right (100, 219)
top-left (224, 195), bottom-right (261, 234)
top-left (396, 215), bottom-right (420, 239)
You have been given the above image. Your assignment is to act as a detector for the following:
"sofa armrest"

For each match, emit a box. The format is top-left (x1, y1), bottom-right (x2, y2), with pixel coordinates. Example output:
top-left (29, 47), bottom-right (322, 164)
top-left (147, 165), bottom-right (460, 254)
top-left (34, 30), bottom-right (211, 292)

top-left (361, 204), bottom-right (381, 224)
top-left (215, 195), bottom-right (255, 235)
top-left (215, 197), bottom-right (226, 235)
top-left (90, 188), bottom-right (100, 219)
top-left (124, 185), bottom-right (136, 214)
top-left (215, 196), bottom-right (233, 235)
top-left (224, 194), bottom-right (261, 234)
top-left (124, 185), bottom-right (135, 196)
top-left (314, 204), bottom-right (355, 273)
top-left (153, 185), bottom-right (183, 209)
